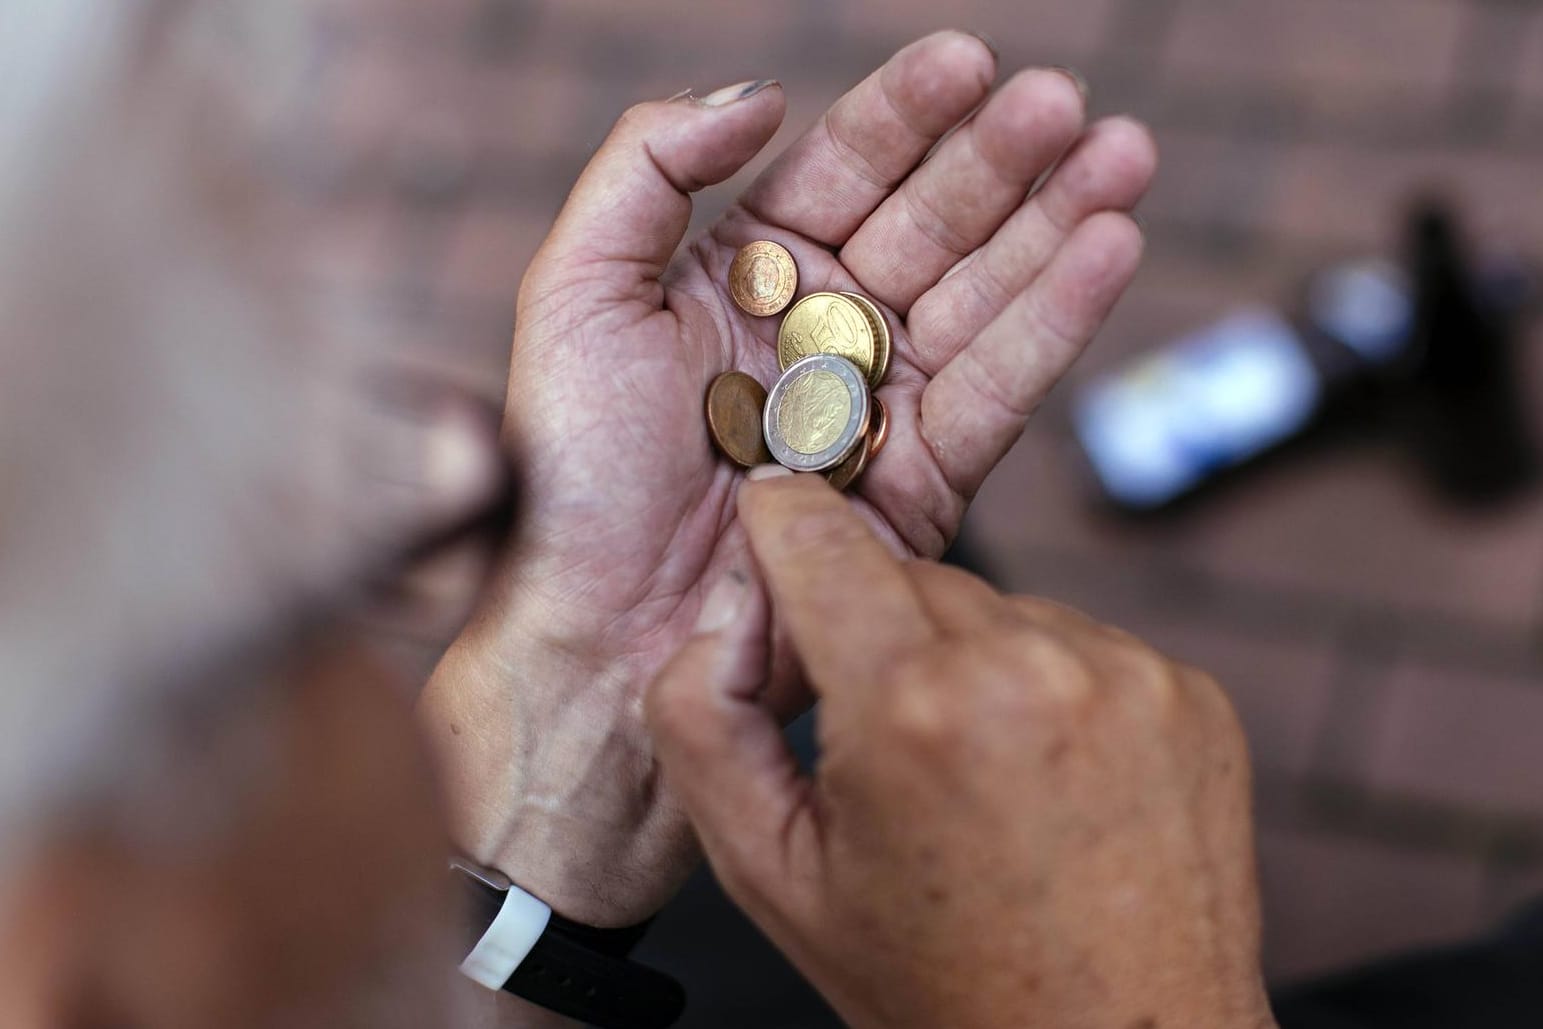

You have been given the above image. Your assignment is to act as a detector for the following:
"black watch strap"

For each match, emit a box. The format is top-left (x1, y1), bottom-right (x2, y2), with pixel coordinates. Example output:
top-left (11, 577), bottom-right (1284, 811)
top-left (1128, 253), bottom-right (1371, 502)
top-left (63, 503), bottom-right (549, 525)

top-left (455, 862), bottom-right (685, 1029)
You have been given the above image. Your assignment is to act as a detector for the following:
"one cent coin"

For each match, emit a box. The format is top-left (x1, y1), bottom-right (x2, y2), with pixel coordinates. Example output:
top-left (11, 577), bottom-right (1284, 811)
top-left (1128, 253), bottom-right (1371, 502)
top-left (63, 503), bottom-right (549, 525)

top-left (868, 396), bottom-right (890, 459)
top-left (729, 241), bottom-right (799, 317)
top-left (763, 354), bottom-right (871, 473)
top-left (705, 371), bottom-right (772, 468)
top-left (776, 292), bottom-right (876, 380)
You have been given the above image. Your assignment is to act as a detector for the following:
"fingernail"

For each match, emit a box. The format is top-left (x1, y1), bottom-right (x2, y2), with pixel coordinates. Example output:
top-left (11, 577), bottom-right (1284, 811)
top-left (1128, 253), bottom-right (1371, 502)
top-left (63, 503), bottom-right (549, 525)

top-left (699, 79), bottom-right (778, 107)
top-left (695, 570), bottom-right (749, 634)
top-left (966, 30), bottom-right (1000, 62)
top-left (666, 87), bottom-right (695, 103)
top-left (746, 464), bottom-right (793, 481)
top-left (1048, 65), bottom-right (1090, 103)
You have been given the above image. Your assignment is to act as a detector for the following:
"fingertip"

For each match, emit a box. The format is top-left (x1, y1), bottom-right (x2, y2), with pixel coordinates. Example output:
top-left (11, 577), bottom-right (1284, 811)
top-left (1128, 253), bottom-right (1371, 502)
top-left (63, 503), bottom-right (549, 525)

top-left (925, 28), bottom-right (1000, 83)
top-left (887, 31), bottom-right (998, 132)
top-left (1088, 115), bottom-right (1160, 191)
top-left (1045, 212), bottom-right (1146, 312)
top-left (974, 67), bottom-right (1087, 175)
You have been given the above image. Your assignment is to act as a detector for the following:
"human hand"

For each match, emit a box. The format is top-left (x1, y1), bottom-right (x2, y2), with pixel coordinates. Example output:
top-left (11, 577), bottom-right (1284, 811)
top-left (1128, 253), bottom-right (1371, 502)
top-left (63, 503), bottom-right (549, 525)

top-left (421, 32), bottom-right (1156, 925)
top-left (647, 471), bottom-right (1273, 1029)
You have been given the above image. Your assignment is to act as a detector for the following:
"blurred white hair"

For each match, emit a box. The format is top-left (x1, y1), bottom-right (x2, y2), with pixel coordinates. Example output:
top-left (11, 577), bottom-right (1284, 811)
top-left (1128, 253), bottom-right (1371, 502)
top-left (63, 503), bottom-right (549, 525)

top-left (0, 0), bottom-right (377, 856)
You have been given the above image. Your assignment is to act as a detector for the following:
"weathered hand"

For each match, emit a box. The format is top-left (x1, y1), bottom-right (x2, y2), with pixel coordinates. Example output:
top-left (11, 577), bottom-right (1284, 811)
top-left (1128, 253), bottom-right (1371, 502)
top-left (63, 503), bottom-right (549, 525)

top-left (421, 31), bottom-right (1156, 925)
top-left (648, 472), bottom-right (1273, 1029)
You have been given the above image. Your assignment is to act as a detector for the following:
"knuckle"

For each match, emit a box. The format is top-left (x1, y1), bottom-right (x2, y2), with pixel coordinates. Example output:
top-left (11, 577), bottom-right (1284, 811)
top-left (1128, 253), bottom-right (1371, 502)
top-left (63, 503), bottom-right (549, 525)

top-left (1111, 640), bottom-right (1183, 708)
top-left (882, 647), bottom-right (972, 752)
top-left (1011, 629), bottom-right (1098, 714)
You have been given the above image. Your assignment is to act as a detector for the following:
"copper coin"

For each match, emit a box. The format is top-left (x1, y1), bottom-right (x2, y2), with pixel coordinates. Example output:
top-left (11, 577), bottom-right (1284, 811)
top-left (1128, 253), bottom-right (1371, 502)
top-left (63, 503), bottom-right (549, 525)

top-left (705, 371), bottom-right (772, 468)
top-left (869, 396), bottom-right (890, 459)
top-left (729, 241), bottom-right (799, 317)
top-left (825, 435), bottom-right (871, 492)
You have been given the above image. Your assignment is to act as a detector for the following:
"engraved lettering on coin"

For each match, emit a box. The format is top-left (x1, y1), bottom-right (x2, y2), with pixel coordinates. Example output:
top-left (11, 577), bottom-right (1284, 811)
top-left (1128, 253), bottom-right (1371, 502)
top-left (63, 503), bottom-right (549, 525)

top-left (777, 293), bottom-right (876, 377)
top-left (729, 241), bottom-right (798, 317)
top-left (779, 370), bottom-right (850, 455)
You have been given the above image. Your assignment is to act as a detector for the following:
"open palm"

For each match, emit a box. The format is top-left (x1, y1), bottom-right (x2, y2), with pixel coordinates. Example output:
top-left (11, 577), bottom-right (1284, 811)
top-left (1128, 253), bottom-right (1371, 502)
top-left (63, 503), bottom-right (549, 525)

top-left (425, 32), bottom-right (1156, 926)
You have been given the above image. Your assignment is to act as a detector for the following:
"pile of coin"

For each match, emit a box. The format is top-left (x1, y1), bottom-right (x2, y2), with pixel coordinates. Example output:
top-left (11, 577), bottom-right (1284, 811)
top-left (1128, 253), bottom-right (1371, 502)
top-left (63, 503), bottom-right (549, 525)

top-left (705, 241), bottom-right (892, 492)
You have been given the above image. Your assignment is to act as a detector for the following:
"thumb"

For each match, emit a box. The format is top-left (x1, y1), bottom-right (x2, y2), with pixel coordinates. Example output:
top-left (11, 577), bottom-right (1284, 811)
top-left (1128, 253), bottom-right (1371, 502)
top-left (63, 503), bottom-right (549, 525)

top-left (524, 80), bottom-right (785, 310)
top-left (645, 566), bottom-right (811, 903)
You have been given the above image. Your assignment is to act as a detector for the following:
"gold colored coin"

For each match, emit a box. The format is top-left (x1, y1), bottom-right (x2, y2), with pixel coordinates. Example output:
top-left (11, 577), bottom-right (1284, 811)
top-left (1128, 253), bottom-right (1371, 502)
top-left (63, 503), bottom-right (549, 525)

top-left (840, 292), bottom-right (891, 389)
top-left (729, 241), bottom-right (798, 317)
top-left (777, 292), bottom-right (876, 379)
top-left (778, 369), bottom-right (850, 455)
top-left (825, 435), bottom-right (871, 492)
top-left (763, 354), bottom-right (871, 473)
top-left (705, 371), bottom-right (772, 468)
top-left (869, 396), bottom-right (890, 459)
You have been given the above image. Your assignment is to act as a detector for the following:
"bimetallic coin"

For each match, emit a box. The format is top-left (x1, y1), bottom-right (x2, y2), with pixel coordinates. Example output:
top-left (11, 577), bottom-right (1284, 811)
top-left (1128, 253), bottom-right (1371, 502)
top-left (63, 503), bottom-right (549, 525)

top-left (777, 293), bottom-right (876, 380)
top-left (705, 371), bottom-right (772, 468)
top-left (869, 396), bottom-right (890, 459)
top-left (729, 241), bottom-right (798, 317)
top-left (840, 292), bottom-right (892, 389)
top-left (825, 434), bottom-right (871, 492)
top-left (764, 354), bottom-right (871, 473)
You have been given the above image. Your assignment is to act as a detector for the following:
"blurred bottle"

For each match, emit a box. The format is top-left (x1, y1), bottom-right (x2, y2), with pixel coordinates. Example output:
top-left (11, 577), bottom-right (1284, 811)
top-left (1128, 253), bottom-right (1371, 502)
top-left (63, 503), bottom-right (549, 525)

top-left (1071, 202), bottom-right (1538, 513)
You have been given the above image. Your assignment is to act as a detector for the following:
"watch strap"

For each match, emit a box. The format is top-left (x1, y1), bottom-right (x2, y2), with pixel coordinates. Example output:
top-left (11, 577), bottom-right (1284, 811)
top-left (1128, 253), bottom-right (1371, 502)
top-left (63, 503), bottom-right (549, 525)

top-left (454, 862), bottom-right (684, 1029)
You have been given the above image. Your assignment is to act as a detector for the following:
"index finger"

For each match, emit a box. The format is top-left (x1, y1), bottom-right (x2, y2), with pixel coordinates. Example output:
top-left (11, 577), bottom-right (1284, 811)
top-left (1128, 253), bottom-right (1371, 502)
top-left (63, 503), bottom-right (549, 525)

top-left (737, 470), bottom-right (937, 692)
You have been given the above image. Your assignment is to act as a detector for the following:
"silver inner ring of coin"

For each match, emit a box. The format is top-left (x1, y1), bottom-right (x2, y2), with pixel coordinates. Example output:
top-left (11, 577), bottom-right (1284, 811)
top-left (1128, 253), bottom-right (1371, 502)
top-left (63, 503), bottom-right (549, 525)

top-left (763, 354), bottom-right (871, 473)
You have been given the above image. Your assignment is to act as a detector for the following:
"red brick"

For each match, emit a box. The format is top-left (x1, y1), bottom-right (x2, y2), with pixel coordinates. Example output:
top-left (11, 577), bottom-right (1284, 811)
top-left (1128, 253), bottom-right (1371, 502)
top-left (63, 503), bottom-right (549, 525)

top-left (1137, 624), bottom-right (1338, 777)
top-left (1168, 446), bottom-right (1543, 629)
top-left (1139, 129), bottom-right (1284, 241)
top-left (832, 0), bottom-right (1115, 67)
top-left (1162, 0), bottom-right (1466, 119)
top-left (1256, 827), bottom-right (1488, 983)
top-left (541, 0), bottom-right (792, 54)
top-left (1265, 144), bottom-right (1543, 252)
top-left (1366, 662), bottom-right (1543, 819)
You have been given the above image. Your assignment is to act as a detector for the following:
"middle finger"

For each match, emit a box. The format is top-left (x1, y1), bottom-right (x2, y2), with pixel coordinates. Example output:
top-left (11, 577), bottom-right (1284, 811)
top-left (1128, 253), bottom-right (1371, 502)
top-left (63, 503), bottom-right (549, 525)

top-left (839, 68), bottom-right (1086, 313)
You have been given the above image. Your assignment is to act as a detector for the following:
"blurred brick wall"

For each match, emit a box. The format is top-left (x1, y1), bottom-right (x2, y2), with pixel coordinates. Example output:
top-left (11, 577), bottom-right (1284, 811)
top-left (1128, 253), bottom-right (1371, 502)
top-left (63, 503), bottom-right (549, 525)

top-left (289, 0), bottom-right (1543, 988)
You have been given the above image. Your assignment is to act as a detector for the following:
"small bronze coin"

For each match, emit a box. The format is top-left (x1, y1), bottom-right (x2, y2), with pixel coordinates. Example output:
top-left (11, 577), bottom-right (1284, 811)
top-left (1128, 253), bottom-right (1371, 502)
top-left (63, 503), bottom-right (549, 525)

top-left (825, 434), bottom-right (871, 492)
top-left (729, 241), bottom-right (799, 317)
top-left (705, 371), bottom-right (772, 468)
top-left (869, 396), bottom-right (890, 459)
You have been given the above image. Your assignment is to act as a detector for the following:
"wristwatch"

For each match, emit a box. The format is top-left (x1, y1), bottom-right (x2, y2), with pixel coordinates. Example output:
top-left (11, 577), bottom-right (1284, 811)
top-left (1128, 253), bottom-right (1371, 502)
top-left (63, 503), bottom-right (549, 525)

top-left (451, 857), bottom-right (685, 1029)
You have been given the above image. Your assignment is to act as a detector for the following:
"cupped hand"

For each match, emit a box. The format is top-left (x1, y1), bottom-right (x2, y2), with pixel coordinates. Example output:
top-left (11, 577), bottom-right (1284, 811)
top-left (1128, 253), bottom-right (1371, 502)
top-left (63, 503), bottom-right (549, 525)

top-left (648, 472), bottom-right (1273, 1029)
top-left (421, 31), bottom-right (1156, 925)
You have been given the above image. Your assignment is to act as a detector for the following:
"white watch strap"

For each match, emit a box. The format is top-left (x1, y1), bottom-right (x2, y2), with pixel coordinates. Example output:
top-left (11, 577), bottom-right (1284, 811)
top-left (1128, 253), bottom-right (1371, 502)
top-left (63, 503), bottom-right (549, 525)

top-left (458, 881), bottom-right (553, 990)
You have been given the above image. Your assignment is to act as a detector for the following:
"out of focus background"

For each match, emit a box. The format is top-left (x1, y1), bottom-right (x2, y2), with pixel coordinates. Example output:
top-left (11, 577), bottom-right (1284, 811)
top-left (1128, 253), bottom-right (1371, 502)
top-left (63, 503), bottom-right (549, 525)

top-left (292, 0), bottom-right (1543, 1022)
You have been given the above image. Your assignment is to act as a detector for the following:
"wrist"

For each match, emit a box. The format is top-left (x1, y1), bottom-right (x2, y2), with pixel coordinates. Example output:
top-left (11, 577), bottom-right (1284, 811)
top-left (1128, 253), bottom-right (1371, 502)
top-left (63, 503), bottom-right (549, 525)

top-left (420, 628), bottom-right (691, 927)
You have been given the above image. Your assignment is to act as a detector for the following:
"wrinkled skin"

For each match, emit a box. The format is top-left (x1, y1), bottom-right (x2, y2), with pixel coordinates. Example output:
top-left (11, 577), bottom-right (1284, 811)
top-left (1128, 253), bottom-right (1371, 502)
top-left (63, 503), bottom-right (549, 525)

top-left (649, 472), bottom-right (1276, 1029)
top-left (420, 32), bottom-right (1157, 926)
